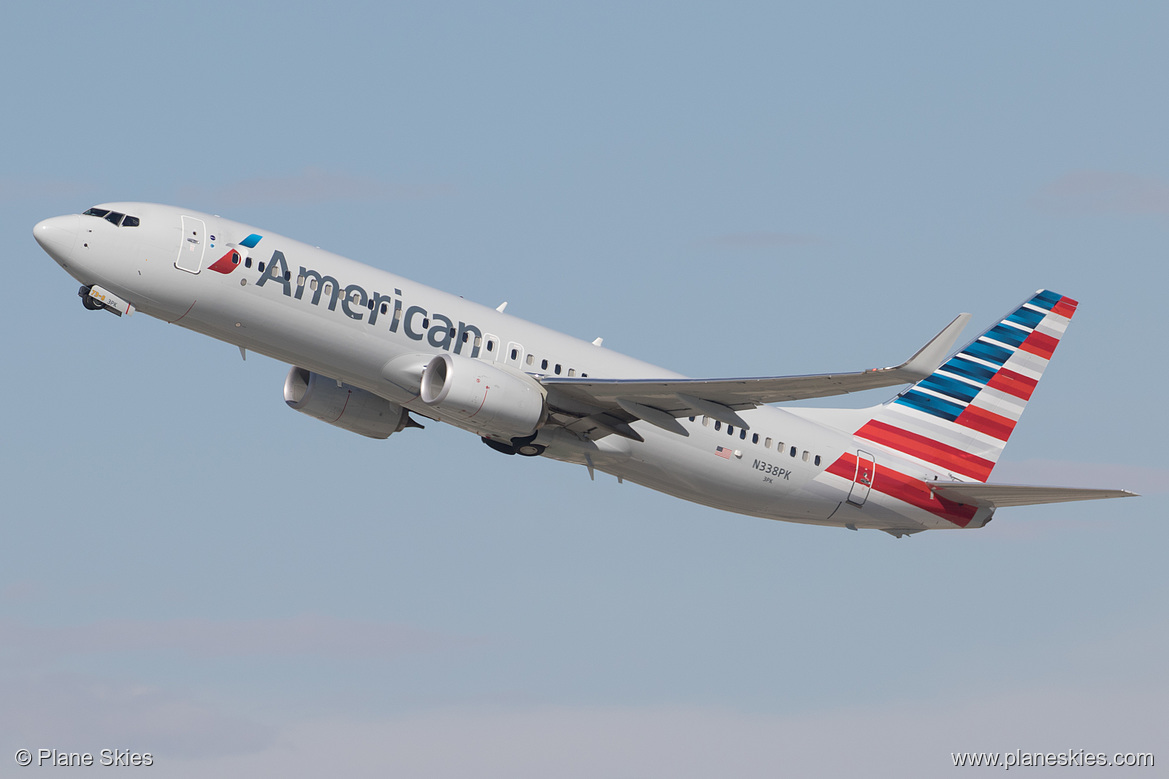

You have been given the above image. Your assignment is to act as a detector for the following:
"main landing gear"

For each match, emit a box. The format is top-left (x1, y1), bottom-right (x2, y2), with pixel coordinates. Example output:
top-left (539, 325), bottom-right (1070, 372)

top-left (481, 433), bottom-right (546, 457)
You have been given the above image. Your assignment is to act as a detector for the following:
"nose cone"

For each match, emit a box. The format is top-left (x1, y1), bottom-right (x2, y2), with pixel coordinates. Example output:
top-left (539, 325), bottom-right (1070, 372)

top-left (33, 214), bottom-right (80, 264)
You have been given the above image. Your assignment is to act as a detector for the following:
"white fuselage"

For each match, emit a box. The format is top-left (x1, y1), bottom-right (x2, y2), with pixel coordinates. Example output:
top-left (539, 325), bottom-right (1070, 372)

top-left (34, 203), bottom-right (984, 534)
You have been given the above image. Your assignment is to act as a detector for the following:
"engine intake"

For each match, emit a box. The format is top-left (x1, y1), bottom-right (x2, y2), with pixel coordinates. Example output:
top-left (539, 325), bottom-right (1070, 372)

top-left (284, 367), bottom-right (410, 439)
top-left (419, 353), bottom-right (547, 440)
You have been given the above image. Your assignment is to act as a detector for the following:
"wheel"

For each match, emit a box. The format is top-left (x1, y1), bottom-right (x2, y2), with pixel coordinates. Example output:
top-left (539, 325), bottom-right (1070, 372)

top-left (481, 437), bottom-right (517, 455)
top-left (81, 294), bottom-right (104, 311)
top-left (517, 443), bottom-right (545, 457)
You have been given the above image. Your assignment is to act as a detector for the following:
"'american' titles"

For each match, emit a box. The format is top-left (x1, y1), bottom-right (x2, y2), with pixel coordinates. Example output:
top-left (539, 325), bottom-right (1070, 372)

top-left (254, 249), bottom-right (487, 358)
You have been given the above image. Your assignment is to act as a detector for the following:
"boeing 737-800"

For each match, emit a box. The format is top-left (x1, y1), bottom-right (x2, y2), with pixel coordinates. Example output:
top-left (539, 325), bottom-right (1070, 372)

top-left (34, 203), bottom-right (1135, 536)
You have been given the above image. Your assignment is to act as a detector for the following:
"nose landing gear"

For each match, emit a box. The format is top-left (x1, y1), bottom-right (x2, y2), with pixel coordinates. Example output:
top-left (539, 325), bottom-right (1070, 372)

top-left (79, 286), bottom-right (104, 310)
top-left (77, 285), bottom-right (135, 317)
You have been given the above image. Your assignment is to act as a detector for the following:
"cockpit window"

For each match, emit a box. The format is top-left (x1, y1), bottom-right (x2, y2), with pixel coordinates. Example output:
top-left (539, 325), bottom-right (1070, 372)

top-left (81, 207), bottom-right (140, 227)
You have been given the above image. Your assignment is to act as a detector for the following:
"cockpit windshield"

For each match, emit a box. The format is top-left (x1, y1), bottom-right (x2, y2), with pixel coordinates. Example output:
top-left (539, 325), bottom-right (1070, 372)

top-left (82, 207), bottom-right (140, 227)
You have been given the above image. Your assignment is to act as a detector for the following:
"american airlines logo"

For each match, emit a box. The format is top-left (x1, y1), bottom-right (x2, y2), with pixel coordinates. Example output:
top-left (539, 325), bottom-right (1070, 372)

top-left (248, 247), bottom-right (490, 359)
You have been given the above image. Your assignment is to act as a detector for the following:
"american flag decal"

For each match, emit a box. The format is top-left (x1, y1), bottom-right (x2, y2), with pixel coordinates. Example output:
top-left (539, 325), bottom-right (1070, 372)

top-left (714, 446), bottom-right (734, 459)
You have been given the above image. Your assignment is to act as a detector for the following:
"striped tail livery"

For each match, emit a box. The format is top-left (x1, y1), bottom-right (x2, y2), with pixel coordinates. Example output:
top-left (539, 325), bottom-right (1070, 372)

top-left (862, 289), bottom-right (1075, 482)
top-left (805, 290), bottom-right (1133, 535)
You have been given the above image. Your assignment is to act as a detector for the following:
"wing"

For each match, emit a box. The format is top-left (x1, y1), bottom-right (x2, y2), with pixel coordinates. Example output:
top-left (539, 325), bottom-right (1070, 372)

top-left (929, 482), bottom-right (1139, 508)
top-left (541, 313), bottom-right (971, 441)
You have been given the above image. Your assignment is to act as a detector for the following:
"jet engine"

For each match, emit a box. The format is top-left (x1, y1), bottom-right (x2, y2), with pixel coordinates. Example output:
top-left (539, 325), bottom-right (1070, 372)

top-left (419, 353), bottom-right (547, 441)
top-left (283, 367), bottom-right (411, 439)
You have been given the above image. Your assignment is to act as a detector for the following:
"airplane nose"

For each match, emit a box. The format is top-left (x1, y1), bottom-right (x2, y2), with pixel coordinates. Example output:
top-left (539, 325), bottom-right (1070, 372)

top-left (33, 214), bottom-right (80, 263)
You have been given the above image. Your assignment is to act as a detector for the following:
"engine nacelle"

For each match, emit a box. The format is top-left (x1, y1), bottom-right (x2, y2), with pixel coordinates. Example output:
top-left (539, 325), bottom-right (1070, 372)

top-left (419, 353), bottom-right (547, 440)
top-left (283, 367), bottom-right (410, 439)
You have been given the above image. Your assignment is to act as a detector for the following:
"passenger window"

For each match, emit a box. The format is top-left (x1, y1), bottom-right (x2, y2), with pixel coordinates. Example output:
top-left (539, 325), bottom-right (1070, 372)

top-left (422, 318), bottom-right (430, 328)
top-left (474, 336), bottom-right (482, 347)
top-left (122, 216), bottom-right (140, 227)
top-left (541, 359), bottom-right (549, 370)
top-left (814, 455), bottom-right (822, 466)
top-left (751, 433), bottom-right (759, 444)
top-left (462, 331), bottom-right (470, 342)
top-left (714, 421), bottom-right (722, 431)
top-left (554, 364), bottom-right (561, 375)
top-left (285, 270), bottom-right (292, 281)
top-left (510, 348), bottom-right (518, 360)
top-left (790, 446), bottom-right (797, 457)
top-left (727, 425), bottom-right (734, 435)
top-left (740, 429), bottom-right (747, 440)
top-left (802, 451), bottom-right (809, 462)
top-left (526, 354), bottom-right (534, 365)
top-left (568, 368), bottom-right (576, 377)
top-left (765, 437), bottom-right (772, 448)
top-left (245, 258), bottom-right (252, 268)
top-left (702, 417), bottom-right (711, 427)
top-left (381, 303), bottom-right (388, 314)
top-left (689, 416), bottom-right (695, 422)
top-left (486, 340), bottom-right (494, 352)
top-left (258, 262), bottom-right (265, 272)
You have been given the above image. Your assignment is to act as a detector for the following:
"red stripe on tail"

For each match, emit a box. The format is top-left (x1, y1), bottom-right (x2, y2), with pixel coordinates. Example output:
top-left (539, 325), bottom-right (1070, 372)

top-left (954, 404), bottom-right (1016, 441)
top-left (1019, 330), bottom-right (1059, 360)
top-left (854, 420), bottom-right (994, 481)
top-left (986, 367), bottom-right (1038, 401)
top-left (1051, 296), bottom-right (1078, 319)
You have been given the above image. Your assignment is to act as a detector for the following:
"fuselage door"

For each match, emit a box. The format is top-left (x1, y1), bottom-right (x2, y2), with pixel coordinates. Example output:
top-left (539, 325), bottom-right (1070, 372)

top-left (847, 450), bottom-right (876, 506)
top-left (175, 215), bottom-right (207, 274)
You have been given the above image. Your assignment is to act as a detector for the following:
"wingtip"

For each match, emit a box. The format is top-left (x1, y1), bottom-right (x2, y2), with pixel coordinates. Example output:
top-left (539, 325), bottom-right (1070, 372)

top-left (897, 312), bottom-right (971, 379)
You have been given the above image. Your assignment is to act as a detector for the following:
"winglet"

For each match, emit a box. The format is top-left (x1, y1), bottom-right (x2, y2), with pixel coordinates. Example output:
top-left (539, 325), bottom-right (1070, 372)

top-left (893, 313), bottom-right (971, 380)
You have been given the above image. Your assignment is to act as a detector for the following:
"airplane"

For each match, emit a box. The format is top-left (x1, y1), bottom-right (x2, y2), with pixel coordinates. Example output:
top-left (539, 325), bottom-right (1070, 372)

top-left (33, 203), bottom-right (1136, 536)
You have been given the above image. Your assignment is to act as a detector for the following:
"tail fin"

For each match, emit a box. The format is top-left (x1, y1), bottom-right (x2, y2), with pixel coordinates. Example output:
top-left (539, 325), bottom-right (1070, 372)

top-left (849, 289), bottom-right (1078, 482)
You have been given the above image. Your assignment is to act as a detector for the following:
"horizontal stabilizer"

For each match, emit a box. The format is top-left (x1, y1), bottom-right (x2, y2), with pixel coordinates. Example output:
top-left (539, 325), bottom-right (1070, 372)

top-left (930, 482), bottom-right (1138, 508)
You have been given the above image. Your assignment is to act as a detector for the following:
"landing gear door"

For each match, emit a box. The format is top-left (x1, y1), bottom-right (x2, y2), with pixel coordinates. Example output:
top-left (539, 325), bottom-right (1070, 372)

top-left (847, 450), bottom-right (876, 506)
top-left (175, 215), bottom-right (207, 274)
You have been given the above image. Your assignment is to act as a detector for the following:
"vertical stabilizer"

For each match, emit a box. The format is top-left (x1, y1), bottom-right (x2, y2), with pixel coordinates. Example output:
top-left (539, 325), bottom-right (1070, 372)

top-left (849, 289), bottom-right (1077, 482)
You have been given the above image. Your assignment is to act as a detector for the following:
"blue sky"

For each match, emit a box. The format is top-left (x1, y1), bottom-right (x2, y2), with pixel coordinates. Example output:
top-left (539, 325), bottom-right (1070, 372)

top-left (2, 2), bottom-right (1164, 775)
